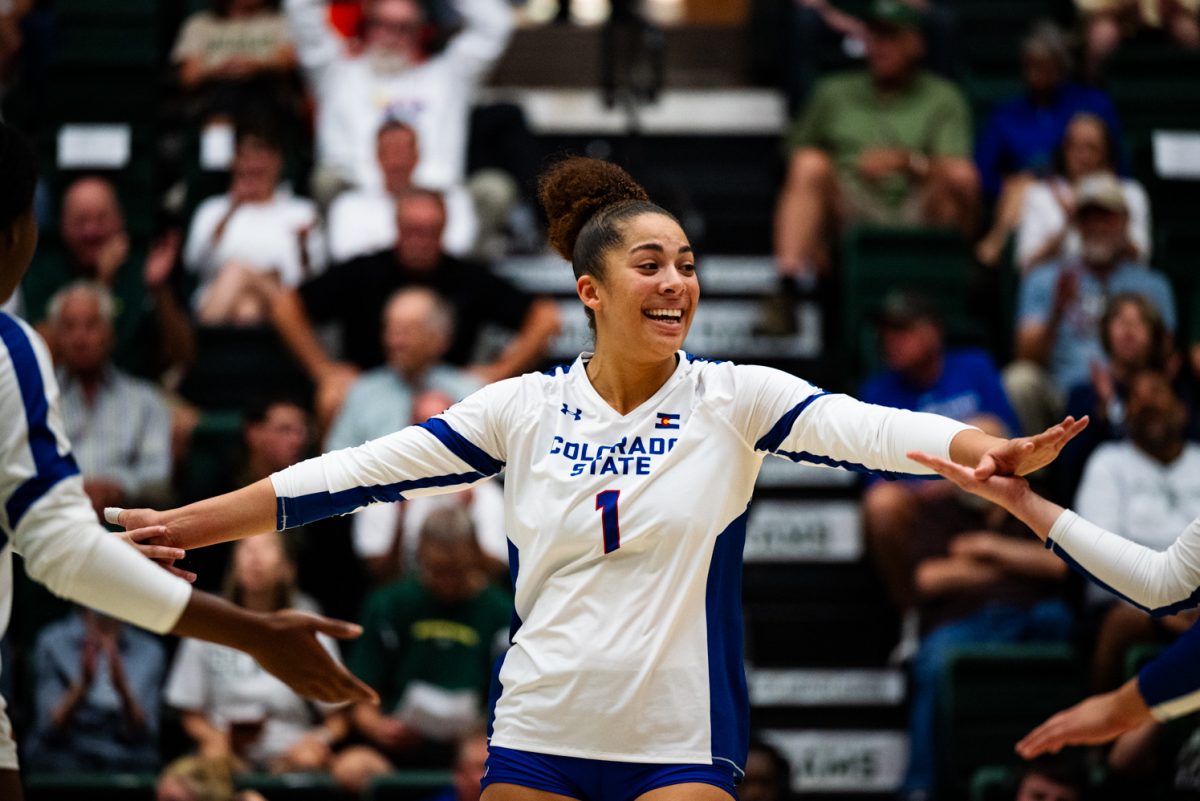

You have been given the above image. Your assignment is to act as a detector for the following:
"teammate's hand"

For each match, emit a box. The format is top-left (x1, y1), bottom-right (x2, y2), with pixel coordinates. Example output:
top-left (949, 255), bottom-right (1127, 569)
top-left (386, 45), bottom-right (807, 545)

top-left (107, 511), bottom-right (197, 583)
top-left (247, 610), bottom-right (379, 706)
top-left (906, 451), bottom-right (1031, 514)
top-left (973, 415), bottom-right (1088, 479)
top-left (1016, 679), bottom-right (1152, 759)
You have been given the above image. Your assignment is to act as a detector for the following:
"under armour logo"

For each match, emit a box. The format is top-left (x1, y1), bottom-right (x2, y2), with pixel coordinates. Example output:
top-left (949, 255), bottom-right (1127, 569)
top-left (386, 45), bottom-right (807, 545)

top-left (561, 403), bottom-right (582, 421)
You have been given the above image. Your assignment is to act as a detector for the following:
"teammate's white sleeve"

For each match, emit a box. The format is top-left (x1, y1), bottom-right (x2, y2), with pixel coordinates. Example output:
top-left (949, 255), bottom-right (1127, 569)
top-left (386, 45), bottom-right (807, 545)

top-left (1047, 510), bottom-right (1200, 616)
top-left (731, 364), bottom-right (973, 477)
top-left (441, 0), bottom-right (514, 81)
top-left (271, 380), bottom-right (512, 530)
top-left (1, 314), bottom-right (190, 634)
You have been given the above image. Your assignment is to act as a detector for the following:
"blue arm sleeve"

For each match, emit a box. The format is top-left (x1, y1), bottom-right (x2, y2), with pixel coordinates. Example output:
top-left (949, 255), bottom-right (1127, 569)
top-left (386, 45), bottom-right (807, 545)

top-left (1139, 622), bottom-right (1200, 720)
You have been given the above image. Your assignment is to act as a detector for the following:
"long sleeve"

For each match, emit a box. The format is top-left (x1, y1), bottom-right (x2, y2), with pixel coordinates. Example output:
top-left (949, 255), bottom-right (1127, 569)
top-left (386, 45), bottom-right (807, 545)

top-left (733, 365), bottom-right (973, 478)
top-left (0, 313), bottom-right (191, 634)
top-left (271, 380), bottom-right (513, 530)
top-left (283, 0), bottom-right (343, 87)
top-left (440, 0), bottom-right (514, 83)
top-left (1139, 622), bottom-right (1200, 721)
top-left (1046, 510), bottom-right (1200, 616)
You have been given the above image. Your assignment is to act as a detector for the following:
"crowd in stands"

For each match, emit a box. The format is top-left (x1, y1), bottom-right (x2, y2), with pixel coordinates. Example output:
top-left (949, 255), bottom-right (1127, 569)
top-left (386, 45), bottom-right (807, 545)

top-left (0, 0), bottom-right (1199, 798)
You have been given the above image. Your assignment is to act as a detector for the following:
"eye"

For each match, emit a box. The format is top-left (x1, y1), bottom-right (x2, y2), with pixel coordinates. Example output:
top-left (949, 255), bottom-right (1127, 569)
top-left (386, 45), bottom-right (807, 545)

top-left (679, 262), bottom-right (697, 273)
top-left (637, 262), bottom-right (658, 271)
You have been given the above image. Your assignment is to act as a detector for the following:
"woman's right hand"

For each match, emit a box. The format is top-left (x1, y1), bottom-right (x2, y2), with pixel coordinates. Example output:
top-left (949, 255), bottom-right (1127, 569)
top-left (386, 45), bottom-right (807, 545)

top-left (245, 611), bottom-right (379, 706)
top-left (106, 511), bottom-right (196, 582)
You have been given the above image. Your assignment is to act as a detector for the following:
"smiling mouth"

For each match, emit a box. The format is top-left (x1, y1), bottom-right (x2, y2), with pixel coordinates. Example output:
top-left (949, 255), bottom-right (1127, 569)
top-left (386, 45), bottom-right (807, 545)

top-left (643, 309), bottom-right (684, 324)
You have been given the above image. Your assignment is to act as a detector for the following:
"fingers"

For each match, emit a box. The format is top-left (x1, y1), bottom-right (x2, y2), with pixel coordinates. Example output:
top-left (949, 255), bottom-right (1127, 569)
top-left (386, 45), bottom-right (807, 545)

top-left (974, 453), bottom-right (998, 480)
top-left (307, 614), bottom-right (365, 641)
top-left (164, 565), bottom-right (198, 584)
top-left (104, 507), bottom-right (125, 526)
top-left (136, 544), bottom-right (187, 562)
top-left (1016, 714), bottom-right (1065, 759)
top-left (906, 451), bottom-right (967, 480)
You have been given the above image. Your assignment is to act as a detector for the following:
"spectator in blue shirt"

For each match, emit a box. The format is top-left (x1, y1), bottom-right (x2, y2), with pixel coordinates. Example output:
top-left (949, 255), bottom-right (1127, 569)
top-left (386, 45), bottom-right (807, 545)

top-left (1004, 173), bottom-right (1176, 438)
top-left (860, 290), bottom-right (1020, 614)
top-left (974, 21), bottom-right (1124, 267)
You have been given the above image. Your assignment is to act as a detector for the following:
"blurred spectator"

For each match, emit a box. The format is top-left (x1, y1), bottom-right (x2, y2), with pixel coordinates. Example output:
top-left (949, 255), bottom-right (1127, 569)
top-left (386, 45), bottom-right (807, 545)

top-left (741, 737), bottom-right (793, 801)
top-left (1004, 173), bottom-right (1174, 435)
top-left (22, 176), bottom-right (194, 380)
top-left (902, 417), bottom-right (1072, 799)
top-left (1014, 114), bottom-right (1150, 274)
top-left (180, 395), bottom-right (311, 592)
top-left (0, 0), bottom-right (30, 96)
top-left (1057, 293), bottom-right (1178, 499)
top-left (772, 0), bottom-right (978, 309)
top-left (1014, 754), bottom-right (1088, 801)
top-left (326, 119), bottom-right (479, 262)
top-left (270, 189), bottom-right (560, 425)
top-left (165, 532), bottom-right (348, 775)
top-left (1078, 0), bottom-right (1200, 83)
top-left (285, 0), bottom-right (513, 195)
top-left (183, 117), bottom-right (324, 325)
top-left (1075, 371), bottom-right (1200, 688)
top-left (172, 0), bottom-right (300, 124)
top-left (423, 731), bottom-right (488, 801)
top-left (326, 288), bottom-right (480, 451)
top-left (974, 22), bottom-right (1126, 267)
top-left (47, 282), bottom-right (172, 517)
top-left (25, 607), bottom-right (165, 772)
top-left (331, 506), bottom-right (511, 792)
top-left (859, 291), bottom-right (1019, 614)
top-left (157, 755), bottom-right (268, 801)
top-left (786, 0), bottom-right (960, 110)
top-left (347, 389), bottom-right (507, 585)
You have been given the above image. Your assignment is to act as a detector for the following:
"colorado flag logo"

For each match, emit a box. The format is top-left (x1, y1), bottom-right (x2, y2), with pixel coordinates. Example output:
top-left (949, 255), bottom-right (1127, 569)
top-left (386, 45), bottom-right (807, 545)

top-left (655, 412), bottom-right (680, 429)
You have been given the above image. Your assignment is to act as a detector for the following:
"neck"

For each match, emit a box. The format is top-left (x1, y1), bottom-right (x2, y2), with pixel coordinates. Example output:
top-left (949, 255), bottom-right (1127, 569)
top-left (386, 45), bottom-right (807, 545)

top-left (904, 351), bottom-right (943, 389)
top-left (71, 366), bottom-right (106, 402)
top-left (1084, 257), bottom-right (1117, 277)
top-left (1141, 439), bottom-right (1185, 466)
top-left (586, 348), bottom-right (677, 415)
top-left (874, 70), bottom-right (914, 93)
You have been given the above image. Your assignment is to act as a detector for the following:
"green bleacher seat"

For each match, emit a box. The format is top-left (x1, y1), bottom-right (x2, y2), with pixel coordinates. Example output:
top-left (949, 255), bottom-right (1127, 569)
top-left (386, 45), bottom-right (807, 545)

top-left (25, 772), bottom-right (157, 801)
top-left (840, 225), bottom-right (979, 380)
top-left (368, 770), bottom-right (454, 800)
top-left (235, 772), bottom-right (344, 800)
top-left (938, 643), bottom-right (1083, 798)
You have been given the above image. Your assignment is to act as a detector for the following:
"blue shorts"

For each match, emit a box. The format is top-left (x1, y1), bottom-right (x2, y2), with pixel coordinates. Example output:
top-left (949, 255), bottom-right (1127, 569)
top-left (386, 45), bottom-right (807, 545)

top-left (481, 745), bottom-right (738, 801)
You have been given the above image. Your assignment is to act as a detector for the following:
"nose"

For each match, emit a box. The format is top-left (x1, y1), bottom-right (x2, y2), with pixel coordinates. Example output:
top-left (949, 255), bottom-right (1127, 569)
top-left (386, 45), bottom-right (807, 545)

top-left (659, 264), bottom-right (686, 294)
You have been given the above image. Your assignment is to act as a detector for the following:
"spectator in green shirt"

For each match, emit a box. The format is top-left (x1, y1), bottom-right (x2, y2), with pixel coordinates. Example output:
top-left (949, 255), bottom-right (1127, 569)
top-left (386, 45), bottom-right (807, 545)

top-left (773, 0), bottom-right (979, 294)
top-left (331, 505), bottom-right (511, 792)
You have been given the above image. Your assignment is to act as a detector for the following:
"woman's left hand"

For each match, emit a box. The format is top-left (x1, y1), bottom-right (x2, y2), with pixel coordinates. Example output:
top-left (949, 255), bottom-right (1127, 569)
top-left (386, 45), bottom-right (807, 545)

top-left (974, 416), bottom-right (1089, 479)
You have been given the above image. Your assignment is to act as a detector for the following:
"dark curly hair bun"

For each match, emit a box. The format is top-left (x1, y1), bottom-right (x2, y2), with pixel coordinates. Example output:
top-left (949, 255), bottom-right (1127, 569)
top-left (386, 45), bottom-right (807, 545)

top-left (538, 157), bottom-right (650, 262)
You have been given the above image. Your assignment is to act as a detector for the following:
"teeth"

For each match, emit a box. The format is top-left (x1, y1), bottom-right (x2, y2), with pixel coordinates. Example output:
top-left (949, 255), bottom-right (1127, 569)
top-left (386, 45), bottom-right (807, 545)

top-left (645, 309), bottom-right (682, 319)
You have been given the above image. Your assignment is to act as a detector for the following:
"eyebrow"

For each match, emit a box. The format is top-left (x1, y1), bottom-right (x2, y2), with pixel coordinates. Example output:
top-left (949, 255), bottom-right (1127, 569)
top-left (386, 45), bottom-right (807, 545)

top-left (629, 243), bottom-right (694, 255)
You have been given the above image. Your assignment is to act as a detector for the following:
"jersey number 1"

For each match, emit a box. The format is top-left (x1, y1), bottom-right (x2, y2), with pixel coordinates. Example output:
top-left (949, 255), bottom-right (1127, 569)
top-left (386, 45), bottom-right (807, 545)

top-left (595, 490), bottom-right (621, 554)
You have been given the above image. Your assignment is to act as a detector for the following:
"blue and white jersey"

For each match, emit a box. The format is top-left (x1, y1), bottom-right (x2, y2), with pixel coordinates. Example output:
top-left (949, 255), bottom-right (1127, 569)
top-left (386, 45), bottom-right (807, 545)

top-left (271, 352), bottom-right (971, 771)
top-left (0, 312), bottom-right (190, 650)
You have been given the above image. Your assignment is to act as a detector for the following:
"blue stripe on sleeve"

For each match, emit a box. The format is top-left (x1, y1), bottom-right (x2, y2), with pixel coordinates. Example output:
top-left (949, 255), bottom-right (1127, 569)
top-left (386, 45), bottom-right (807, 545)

top-left (417, 418), bottom-right (505, 475)
top-left (772, 448), bottom-right (917, 481)
top-left (0, 314), bottom-right (80, 535)
top-left (1046, 537), bottom-right (1200, 618)
top-left (1139, 623), bottom-right (1200, 711)
top-left (753, 391), bottom-right (830, 453)
top-left (276, 471), bottom-right (487, 530)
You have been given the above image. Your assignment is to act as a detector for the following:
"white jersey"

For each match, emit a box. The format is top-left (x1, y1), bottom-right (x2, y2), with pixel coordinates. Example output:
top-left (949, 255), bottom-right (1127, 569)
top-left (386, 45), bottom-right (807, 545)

top-left (0, 311), bottom-right (191, 648)
top-left (271, 352), bottom-right (970, 772)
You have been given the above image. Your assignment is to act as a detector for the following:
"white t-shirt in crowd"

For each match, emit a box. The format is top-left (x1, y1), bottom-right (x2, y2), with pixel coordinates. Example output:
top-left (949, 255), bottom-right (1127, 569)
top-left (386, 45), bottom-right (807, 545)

top-left (164, 595), bottom-right (344, 767)
top-left (326, 185), bottom-right (479, 262)
top-left (183, 188), bottom-right (326, 310)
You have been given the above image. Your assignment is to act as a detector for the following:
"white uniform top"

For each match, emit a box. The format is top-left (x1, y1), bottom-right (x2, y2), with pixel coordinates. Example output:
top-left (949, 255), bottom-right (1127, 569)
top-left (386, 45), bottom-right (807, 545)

top-left (0, 311), bottom-right (191, 647)
top-left (270, 352), bottom-right (970, 772)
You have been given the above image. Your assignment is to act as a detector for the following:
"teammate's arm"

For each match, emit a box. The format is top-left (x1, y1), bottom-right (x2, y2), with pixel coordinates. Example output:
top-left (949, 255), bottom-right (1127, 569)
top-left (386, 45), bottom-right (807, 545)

top-left (907, 451), bottom-right (1200, 615)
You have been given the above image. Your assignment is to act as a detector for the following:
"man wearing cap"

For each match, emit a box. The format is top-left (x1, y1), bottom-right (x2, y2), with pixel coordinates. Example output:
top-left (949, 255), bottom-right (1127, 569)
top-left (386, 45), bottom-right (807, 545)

top-left (1004, 172), bottom-right (1175, 436)
top-left (859, 290), bottom-right (1020, 615)
top-left (771, 0), bottom-right (979, 301)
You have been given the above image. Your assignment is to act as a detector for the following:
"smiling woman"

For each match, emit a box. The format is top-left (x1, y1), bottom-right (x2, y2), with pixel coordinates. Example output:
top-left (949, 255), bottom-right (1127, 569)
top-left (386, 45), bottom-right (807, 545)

top-left (111, 156), bottom-right (1087, 801)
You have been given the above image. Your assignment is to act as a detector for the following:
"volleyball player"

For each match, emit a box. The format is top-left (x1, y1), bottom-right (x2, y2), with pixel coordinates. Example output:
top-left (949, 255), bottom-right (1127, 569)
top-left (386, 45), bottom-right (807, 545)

top-left (0, 122), bottom-right (375, 801)
top-left (907, 448), bottom-right (1200, 759)
top-left (112, 158), bottom-right (1085, 800)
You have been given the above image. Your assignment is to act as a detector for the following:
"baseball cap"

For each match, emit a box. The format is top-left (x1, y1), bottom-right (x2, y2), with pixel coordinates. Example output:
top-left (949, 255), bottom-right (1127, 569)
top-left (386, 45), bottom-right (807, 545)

top-left (875, 289), bottom-right (940, 328)
top-left (1075, 172), bottom-right (1127, 215)
top-left (868, 0), bottom-right (924, 30)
